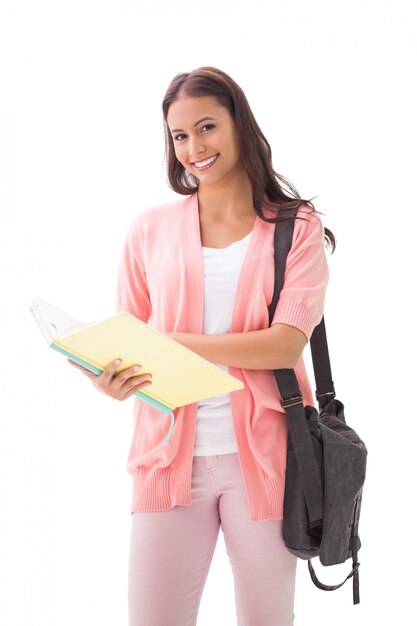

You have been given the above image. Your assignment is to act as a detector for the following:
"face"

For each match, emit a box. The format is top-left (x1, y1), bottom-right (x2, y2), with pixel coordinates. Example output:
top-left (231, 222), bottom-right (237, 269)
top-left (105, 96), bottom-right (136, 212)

top-left (166, 95), bottom-right (243, 186)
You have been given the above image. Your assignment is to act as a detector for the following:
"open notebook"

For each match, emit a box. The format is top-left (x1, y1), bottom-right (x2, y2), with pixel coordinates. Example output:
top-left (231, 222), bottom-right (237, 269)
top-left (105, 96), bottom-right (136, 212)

top-left (29, 297), bottom-right (245, 415)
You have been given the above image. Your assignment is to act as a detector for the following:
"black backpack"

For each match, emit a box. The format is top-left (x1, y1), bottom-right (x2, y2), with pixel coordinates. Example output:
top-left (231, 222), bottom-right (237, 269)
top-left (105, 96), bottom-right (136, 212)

top-left (268, 208), bottom-right (367, 605)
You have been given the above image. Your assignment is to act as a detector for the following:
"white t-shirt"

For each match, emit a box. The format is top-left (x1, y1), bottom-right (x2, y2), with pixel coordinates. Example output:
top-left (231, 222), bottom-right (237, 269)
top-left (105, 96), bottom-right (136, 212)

top-left (193, 229), bottom-right (253, 456)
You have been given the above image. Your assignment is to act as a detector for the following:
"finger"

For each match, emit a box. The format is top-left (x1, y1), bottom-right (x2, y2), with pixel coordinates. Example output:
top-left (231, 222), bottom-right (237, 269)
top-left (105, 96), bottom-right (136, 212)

top-left (120, 378), bottom-right (152, 401)
top-left (114, 364), bottom-right (145, 387)
top-left (101, 358), bottom-right (124, 380)
top-left (118, 372), bottom-right (152, 395)
top-left (124, 374), bottom-right (152, 392)
top-left (101, 361), bottom-right (144, 395)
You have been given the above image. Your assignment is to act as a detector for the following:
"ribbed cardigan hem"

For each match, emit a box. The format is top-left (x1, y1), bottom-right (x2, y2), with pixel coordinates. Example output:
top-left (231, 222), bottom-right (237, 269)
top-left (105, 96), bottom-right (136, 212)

top-left (131, 464), bottom-right (192, 513)
top-left (130, 463), bottom-right (286, 521)
top-left (241, 473), bottom-right (286, 522)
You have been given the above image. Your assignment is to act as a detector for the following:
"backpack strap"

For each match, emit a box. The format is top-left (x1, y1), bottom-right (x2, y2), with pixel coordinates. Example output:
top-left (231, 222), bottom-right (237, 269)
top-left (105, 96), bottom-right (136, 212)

top-left (268, 210), bottom-right (324, 528)
top-left (272, 367), bottom-right (324, 527)
top-left (307, 495), bottom-right (362, 604)
top-left (267, 210), bottom-right (335, 410)
top-left (307, 558), bottom-right (360, 599)
top-left (268, 207), bottom-right (361, 605)
top-left (310, 317), bottom-right (336, 410)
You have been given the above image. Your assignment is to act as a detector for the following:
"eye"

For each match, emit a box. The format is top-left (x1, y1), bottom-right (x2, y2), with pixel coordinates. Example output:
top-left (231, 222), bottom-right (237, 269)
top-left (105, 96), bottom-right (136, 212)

top-left (173, 123), bottom-right (215, 142)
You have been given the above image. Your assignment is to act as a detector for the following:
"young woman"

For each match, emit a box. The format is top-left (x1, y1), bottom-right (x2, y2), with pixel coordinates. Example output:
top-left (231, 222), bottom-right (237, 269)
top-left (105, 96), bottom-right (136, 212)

top-left (69, 66), bottom-right (335, 625)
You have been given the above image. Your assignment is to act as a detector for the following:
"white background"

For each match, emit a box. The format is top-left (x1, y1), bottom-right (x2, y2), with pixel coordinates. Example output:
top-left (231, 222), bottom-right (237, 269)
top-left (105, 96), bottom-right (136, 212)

top-left (0, 0), bottom-right (415, 624)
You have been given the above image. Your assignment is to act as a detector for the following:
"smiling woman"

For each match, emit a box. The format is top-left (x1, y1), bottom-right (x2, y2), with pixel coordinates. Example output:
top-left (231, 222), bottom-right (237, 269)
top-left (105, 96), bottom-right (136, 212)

top-left (161, 67), bottom-right (335, 249)
top-left (167, 96), bottom-right (243, 189)
top-left (71, 65), bottom-right (333, 626)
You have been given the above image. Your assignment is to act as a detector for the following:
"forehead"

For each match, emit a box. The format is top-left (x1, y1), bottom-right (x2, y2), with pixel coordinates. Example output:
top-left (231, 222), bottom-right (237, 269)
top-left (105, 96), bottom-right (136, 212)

top-left (167, 95), bottom-right (227, 128)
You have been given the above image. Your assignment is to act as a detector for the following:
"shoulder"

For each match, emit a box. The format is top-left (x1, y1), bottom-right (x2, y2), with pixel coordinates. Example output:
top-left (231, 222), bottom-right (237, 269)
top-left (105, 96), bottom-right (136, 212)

top-left (292, 203), bottom-right (325, 245)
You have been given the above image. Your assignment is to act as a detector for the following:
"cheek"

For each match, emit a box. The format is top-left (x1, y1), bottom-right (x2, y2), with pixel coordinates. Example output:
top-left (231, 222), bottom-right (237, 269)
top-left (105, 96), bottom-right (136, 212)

top-left (217, 133), bottom-right (235, 158)
top-left (174, 145), bottom-right (187, 165)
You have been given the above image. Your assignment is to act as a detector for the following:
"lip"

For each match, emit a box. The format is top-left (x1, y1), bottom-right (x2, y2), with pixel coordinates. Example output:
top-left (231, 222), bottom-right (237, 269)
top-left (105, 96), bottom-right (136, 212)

top-left (192, 153), bottom-right (220, 170)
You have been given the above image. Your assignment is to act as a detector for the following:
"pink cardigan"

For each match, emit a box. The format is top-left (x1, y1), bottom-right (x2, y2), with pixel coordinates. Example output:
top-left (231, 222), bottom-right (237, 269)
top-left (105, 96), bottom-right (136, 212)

top-left (115, 191), bottom-right (329, 521)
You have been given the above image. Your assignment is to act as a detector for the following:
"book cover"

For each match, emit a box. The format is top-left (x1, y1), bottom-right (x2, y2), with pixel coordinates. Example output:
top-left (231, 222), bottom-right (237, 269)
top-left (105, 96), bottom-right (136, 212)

top-left (29, 297), bottom-right (245, 414)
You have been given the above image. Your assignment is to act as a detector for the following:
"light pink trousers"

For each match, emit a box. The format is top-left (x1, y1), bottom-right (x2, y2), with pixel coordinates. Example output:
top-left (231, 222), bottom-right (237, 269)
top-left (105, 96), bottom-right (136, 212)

top-left (128, 452), bottom-right (297, 626)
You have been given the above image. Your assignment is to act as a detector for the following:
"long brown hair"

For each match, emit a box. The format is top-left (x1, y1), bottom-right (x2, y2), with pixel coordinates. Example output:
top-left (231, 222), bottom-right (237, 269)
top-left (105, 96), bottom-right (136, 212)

top-left (162, 66), bottom-right (336, 253)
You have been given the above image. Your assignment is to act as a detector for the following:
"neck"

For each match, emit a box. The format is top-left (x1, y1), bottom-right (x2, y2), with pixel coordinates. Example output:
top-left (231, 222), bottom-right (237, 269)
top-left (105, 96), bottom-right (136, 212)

top-left (197, 170), bottom-right (255, 221)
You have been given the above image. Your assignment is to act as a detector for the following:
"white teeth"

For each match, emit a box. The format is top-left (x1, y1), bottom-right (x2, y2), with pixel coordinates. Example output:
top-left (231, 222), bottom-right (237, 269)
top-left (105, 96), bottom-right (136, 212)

top-left (194, 154), bottom-right (218, 168)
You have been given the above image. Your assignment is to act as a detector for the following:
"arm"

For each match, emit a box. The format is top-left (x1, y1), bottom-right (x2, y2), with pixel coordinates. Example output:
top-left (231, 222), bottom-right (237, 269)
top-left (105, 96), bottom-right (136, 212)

top-left (167, 324), bottom-right (307, 370)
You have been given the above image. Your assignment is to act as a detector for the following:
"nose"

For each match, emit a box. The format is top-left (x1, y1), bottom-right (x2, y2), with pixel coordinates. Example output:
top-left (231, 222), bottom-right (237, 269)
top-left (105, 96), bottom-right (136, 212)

top-left (189, 135), bottom-right (205, 160)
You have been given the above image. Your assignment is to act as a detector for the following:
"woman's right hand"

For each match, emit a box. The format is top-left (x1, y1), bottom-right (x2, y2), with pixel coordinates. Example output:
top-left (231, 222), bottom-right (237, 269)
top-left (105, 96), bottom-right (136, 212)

top-left (67, 358), bottom-right (152, 401)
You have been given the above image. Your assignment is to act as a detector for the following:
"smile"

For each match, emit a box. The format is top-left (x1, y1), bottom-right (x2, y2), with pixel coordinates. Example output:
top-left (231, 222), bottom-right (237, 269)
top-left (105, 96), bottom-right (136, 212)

top-left (192, 154), bottom-right (219, 170)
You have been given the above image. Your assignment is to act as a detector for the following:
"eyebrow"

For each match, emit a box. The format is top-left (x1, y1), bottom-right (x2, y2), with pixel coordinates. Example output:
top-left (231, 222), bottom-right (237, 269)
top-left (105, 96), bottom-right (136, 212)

top-left (170, 116), bottom-right (217, 134)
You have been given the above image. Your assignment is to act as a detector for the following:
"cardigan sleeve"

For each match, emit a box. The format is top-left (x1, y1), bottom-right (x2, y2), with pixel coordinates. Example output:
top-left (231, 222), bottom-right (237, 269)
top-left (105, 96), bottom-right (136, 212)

top-left (114, 214), bottom-right (152, 323)
top-left (271, 208), bottom-right (329, 341)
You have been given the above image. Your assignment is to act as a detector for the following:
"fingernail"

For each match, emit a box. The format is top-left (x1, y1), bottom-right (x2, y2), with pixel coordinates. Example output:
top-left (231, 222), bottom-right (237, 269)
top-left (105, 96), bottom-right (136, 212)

top-left (114, 359), bottom-right (121, 366)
